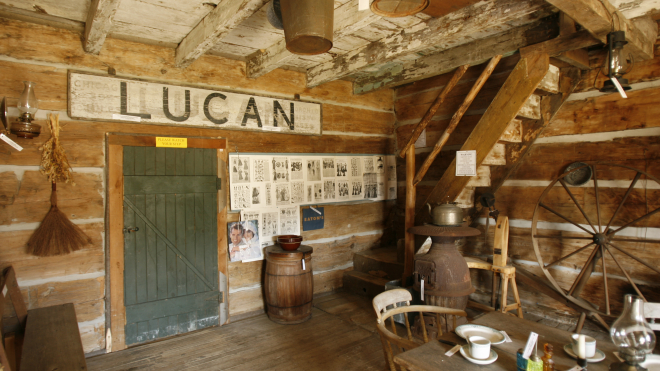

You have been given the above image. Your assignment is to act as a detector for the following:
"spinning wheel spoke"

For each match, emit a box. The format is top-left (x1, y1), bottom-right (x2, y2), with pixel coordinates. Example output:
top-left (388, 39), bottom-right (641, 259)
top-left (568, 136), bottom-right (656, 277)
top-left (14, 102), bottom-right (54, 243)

top-left (600, 245), bottom-right (610, 315)
top-left (559, 179), bottom-right (598, 233)
top-left (592, 165), bottom-right (602, 233)
top-left (607, 242), bottom-right (660, 276)
top-left (604, 172), bottom-right (641, 234)
top-left (534, 235), bottom-right (592, 240)
top-left (539, 203), bottom-right (595, 235)
top-left (607, 206), bottom-right (660, 236)
top-left (544, 242), bottom-right (595, 269)
top-left (604, 244), bottom-right (647, 301)
top-left (568, 245), bottom-right (601, 297)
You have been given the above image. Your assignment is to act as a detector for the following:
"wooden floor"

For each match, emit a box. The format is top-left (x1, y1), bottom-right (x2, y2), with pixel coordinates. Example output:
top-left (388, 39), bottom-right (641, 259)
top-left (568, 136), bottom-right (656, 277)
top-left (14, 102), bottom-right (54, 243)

top-left (87, 290), bottom-right (612, 370)
top-left (87, 291), bottom-right (387, 371)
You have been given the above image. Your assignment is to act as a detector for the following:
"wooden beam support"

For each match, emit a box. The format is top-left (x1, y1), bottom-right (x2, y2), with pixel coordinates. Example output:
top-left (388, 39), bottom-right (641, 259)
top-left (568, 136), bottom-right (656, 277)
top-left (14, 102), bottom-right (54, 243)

top-left (354, 19), bottom-right (558, 95)
top-left (403, 145), bottom-right (416, 286)
top-left (556, 13), bottom-right (591, 70)
top-left (543, 0), bottom-right (656, 61)
top-left (307, 0), bottom-right (551, 88)
top-left (520, 30), bottom-right (598, 69)
top-left (399, 65), bottom-right (469, 159)
top-left (83, 0), bottom-right (121, 54)
top-left (247, 1), bottom-right (381, 79)
top-left (419, 52), bottom-right (549, 215)
top-left (176, 0), bottom-right (268, 68)
top-left (414, 56), bottom-right (502, 186)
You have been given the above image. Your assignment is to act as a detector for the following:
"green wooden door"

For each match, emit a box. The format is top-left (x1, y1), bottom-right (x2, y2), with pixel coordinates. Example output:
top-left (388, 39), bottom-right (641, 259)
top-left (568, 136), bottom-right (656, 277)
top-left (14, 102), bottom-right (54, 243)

top-left (123, 146), bottom-right (220, 345)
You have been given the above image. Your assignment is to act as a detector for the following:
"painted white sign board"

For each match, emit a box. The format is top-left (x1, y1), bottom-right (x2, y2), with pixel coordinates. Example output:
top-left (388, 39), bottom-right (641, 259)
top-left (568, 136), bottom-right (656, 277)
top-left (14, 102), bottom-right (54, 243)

top-left (68, 72), bottom-right (322, 135)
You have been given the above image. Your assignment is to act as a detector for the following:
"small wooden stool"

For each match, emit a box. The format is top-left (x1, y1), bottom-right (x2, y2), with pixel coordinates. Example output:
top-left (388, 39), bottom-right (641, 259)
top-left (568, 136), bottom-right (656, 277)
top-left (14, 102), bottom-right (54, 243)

top-left (465, 216), bottom-right (523, 318)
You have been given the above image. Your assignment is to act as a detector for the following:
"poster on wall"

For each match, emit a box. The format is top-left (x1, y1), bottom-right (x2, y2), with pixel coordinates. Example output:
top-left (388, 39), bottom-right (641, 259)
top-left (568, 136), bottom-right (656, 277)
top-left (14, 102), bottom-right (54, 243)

top-left (229, 153), bottom-right (397, 211)
top-left (68, 72), bottom-right (322, 135)
top-left (228, 220), bottom-right (263, 263)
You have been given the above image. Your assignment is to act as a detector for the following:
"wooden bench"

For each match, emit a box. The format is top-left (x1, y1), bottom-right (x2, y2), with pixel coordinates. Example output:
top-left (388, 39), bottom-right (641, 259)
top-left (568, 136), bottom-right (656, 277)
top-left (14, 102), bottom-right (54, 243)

top-left (0, 266), bottom-right (87, 371)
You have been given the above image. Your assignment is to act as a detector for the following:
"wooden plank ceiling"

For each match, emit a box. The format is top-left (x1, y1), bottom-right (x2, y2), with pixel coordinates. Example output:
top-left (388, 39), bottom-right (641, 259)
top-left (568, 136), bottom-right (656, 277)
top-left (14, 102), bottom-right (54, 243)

top-left (0, 0), bottom-right (657, 94)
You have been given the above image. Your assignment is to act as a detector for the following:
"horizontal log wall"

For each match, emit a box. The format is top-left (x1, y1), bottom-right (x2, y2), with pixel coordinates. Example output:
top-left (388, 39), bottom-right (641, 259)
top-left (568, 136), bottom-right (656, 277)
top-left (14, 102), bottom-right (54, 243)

top-left (0, 18), bottom-right (396, 353)
top-left (465, 37), bottom-right (660, 317)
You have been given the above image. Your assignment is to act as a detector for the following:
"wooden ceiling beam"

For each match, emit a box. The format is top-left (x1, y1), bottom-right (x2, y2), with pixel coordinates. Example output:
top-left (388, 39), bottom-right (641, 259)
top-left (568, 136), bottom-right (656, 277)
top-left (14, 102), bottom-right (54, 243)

top-left (83, 0), bottom-right (121, 54)
top-left (555, 13), bottom-right (591, 70)
top-left (175, 0), bottom-right (268, 69)
top-left (246, 1), bottom-right (381, 79)
top-left (543, 0), bottom-right (656, 61)
top-left (306, 0), bottom-right (552, 88)
top-left (519, 30), bottom-right (599, 69)
top-left (353, 18), bottom-right (558, 95)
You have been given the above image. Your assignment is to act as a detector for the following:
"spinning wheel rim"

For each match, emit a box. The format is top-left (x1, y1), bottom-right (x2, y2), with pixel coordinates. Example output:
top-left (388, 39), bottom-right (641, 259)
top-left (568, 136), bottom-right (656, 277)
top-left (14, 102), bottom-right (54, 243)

top-left (531, 161), bottom-right (660, 317)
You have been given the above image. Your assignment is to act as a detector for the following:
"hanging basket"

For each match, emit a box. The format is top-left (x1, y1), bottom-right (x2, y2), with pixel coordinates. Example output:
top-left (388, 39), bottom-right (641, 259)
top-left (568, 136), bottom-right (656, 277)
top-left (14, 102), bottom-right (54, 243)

top-left (370, 0), bottom-right (429, 17)
top-left (280, 0), bottom-right (334, 55)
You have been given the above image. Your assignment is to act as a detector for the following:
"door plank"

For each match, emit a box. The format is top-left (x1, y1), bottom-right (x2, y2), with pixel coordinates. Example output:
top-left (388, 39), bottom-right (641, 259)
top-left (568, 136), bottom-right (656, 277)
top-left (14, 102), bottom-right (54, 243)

top-left (125, 291), bottom-right (219, 324)
top-left (155, 194), bottom-right (168, 301)
top-left (185, 148), bottom-right (195, 176)
top-left (123, 196), bottom-right (214, 290)
top-left (175, 194), bottom-right (187, 296)
top-left (195, 193), bottom-right (205, 293)
top-left (145, 147), bottom-right (156, 176)
top-left (146, 194), bottom-right (158, 302)
top-left (175, 149), bottom-right (185, 176)
top-left (123, 146), bottom-right (134, 176)
top-left (124, 195), bottom-right (137, 307)
top-left (155, 148), bottom-right (166, 176)
top-left (195, 149), bottom-right (204, 177)
top-left (124, 176), bottom-right (217, 194)
top-left (134, 147), bottom-right (146, 175)
top-left (185, 194), bottom-right (196, 293)
top-left (203, 148), bottom-right (215, 176)
top-left (165, 148), bottom-right (176, 176)
top-left (134, 195), bottom-right (148, 304)
top-left (165, 194), bottom-right (177, 298)
top-left (204, 192), bottom-right (218, 289)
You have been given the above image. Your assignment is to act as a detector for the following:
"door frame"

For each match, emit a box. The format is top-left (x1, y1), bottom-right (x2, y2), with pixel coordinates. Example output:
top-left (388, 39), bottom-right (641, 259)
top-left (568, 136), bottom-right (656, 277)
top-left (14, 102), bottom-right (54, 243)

top-left (106, 133), bottom-right (228, 352)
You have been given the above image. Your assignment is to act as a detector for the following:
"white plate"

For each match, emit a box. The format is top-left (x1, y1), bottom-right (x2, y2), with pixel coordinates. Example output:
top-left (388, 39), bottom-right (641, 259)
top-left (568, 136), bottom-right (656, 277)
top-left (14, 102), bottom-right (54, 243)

top-left (641, 354), bottom-right (660, 370)
top-left (563, 344), bottom-right (606, 363)
top-left (455, 324), bottom-right (505, 345)
top-left (459, 345), bottom-right (498, 365)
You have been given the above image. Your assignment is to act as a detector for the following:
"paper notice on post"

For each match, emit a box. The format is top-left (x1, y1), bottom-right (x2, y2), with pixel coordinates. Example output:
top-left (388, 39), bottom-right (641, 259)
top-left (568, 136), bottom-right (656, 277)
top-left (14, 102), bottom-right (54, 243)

top-left (455, 150), bottom-right (477, 176)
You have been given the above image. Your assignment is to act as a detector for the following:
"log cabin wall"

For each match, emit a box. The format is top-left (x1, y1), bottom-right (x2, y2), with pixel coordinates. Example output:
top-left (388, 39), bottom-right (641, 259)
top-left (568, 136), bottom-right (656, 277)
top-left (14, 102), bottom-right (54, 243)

top-left (395, 25), bottom-right (660, 321)
top-left (0, 18), bottom-right (396, 353)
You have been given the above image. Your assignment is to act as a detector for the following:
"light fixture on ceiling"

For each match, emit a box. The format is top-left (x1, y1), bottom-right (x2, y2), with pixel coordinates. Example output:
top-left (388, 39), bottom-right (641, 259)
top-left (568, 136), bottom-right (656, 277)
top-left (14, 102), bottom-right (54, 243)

top-left (1, 81), bottom-right (41, 138)
top-left (599, 30), bottom-right (633, 98)
top-left (370, 0), bottom-right (429, 17)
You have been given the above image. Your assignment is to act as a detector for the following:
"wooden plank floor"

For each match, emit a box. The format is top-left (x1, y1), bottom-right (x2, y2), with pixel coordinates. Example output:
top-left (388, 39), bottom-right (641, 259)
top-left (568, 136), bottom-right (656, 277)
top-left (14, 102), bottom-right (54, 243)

top-left (87, 291), bottom-right (387, 370)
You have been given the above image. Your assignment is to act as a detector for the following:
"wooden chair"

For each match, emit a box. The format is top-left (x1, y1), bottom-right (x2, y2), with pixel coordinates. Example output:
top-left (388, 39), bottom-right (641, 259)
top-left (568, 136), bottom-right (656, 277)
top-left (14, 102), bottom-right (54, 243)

top-left (464, 215), bottom-right (523, 318)
top-left (374, 288), bottom-right (467, 371)
top-left (376, 303), bottom-right (467, 371)
top-left (643, 302), bottom-right (660, 331)
top-left (0, 266), bottom-right (28, 371)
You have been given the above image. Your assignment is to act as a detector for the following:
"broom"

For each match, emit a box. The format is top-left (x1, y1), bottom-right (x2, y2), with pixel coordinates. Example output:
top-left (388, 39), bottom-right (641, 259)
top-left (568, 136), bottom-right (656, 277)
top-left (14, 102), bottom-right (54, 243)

top-left (26, 114), bottom-right (91, 256)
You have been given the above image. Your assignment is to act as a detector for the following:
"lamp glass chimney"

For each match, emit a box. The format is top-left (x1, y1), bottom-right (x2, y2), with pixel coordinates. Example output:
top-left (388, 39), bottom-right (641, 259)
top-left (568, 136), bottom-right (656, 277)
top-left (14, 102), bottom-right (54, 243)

top-left (17, 81), bottom-right (38, 117)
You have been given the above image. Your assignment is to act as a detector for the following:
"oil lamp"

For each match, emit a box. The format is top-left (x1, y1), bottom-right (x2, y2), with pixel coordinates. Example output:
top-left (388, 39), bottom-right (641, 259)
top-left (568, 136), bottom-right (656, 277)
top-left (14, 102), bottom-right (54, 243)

top-left (1, 81), bottom-right (41, 138)
top-left (600, 31), bottom-right (633, 98)
top-left (609, 294), bottom-right (656, 371)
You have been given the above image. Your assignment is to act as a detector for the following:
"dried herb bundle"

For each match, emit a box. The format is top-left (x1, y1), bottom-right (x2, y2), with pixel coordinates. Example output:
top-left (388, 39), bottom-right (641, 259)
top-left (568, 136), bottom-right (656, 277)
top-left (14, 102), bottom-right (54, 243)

top-left (27, 113), bottom-right (91, 256)
top-left (39, 114), bottom-right (73, 184)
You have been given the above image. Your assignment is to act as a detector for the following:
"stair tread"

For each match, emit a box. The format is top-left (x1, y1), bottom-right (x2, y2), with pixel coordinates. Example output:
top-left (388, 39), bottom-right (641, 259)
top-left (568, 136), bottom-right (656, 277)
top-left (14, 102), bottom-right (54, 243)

top-left (344, 270), bottom-right (391, 286)
top-left (355, 247), bottom-right (401, 265)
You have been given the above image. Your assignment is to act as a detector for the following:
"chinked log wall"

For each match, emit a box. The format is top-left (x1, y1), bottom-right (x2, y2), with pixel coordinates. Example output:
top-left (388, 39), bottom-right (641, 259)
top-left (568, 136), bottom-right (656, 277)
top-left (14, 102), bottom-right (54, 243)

top-left (395, 26), bottom-right (660, 320)
top-left (0, 18), bottom-right (396, 353)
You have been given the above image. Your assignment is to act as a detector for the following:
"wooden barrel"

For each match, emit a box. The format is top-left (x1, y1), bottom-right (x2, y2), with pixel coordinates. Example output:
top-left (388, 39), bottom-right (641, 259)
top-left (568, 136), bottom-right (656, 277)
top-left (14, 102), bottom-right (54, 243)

top-left (264, 245), bottom-right (313, 324)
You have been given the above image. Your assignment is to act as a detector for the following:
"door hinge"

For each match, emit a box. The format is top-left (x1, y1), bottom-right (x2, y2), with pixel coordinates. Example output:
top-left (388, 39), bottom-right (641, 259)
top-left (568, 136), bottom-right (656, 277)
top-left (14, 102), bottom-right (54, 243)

top-left (216, 177), bottom-right (222, 190)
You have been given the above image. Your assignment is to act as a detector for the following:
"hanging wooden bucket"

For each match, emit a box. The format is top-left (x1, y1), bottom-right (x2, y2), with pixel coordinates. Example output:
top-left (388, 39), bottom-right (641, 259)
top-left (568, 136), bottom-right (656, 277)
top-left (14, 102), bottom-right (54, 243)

top-left (264, 245), bottom-right (314, 324)
top-left (280, 0), bottom-right (333, 55)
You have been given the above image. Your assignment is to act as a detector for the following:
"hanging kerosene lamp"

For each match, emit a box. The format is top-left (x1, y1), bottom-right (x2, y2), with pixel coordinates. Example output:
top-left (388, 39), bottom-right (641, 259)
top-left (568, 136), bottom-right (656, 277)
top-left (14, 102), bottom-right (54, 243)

top-left (599, 31), bottom-right (633, 98)
top-left (609, 294), bottom-right (656, 371)
top-left (1, 81), bottom-right (42, 138)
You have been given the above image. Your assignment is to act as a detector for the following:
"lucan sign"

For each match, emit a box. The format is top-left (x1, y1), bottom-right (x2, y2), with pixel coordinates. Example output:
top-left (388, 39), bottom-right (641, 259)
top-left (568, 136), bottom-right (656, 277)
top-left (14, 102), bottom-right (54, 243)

top-left (68, 72), bottom-right (322, 135)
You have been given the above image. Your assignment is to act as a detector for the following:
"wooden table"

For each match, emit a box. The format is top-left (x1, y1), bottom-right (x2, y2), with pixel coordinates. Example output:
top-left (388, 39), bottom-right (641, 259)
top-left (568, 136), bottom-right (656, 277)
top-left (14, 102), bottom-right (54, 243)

top-left (394, 312), bottom-right (618, 370)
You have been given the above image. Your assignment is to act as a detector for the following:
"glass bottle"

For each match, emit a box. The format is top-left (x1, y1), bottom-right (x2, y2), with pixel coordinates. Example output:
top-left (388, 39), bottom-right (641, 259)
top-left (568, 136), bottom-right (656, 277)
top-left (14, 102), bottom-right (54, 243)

top-left (610, 294), bottom-right (656, 367)
top-left (541, 343), bottom-right (554, 371)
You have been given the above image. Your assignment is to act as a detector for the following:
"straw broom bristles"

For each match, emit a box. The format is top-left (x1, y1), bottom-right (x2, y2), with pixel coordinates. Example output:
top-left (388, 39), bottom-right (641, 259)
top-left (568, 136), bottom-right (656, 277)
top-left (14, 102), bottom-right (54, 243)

top-left (27, 114), bottom-right (91, 256)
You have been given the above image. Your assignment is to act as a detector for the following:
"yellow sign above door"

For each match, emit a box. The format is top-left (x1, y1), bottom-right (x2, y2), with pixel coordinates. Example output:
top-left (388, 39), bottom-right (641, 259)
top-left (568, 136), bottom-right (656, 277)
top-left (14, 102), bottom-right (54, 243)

top-left (156, 137), bottom-right (187, 148)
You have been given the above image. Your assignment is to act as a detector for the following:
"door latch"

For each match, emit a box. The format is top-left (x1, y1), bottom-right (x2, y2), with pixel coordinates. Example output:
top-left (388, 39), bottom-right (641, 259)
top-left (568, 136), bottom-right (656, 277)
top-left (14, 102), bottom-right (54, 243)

top-left (123, 227), bottom-right (139, 234)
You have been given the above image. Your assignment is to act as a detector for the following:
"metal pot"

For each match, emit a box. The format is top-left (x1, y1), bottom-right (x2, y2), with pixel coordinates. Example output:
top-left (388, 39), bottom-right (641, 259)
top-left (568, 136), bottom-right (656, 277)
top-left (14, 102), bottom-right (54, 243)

top-left (427, 202), bottom-right (463, 226)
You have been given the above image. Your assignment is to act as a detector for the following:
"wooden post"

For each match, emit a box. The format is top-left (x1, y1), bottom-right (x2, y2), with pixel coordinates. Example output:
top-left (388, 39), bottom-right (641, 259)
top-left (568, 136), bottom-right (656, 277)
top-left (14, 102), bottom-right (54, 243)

top-left (413, 55), bottom-right (502, 186)
top-left (398, 65), bottom-right (469, 159)
top-left (403, 145), bottom-right (416, 285)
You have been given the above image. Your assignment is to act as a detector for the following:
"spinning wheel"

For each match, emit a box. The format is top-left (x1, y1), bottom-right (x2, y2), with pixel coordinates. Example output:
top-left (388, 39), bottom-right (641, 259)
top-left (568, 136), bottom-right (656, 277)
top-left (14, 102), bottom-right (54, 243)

top-left (532, 162), bottom-right (660, 318)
